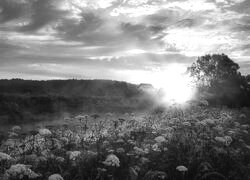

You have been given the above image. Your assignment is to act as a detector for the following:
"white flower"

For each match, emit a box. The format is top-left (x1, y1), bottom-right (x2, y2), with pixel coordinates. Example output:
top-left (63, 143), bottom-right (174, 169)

top-left (200, 100), bottom-right (209, 106)
top-left (133, 147), bottom-right (147, 155)
top-left (116, 148), bottom-right (125, 153)
top-left (56, 157), bottom-right (65, 163)
top-left (215, 136), bottom-right (226, 144)
top-left (103, 154), bottom-right (120, 167)
top-left (116, 139), bottom-right (125, 143)
top-left (224, 136), bottom-right (233, 146)
top-left (176, 165), bottom-right (188, 172)
top-left (39, 128), bottom-right (52, 136)
top-left (152, 144), bottom-right (161, 152)
top-left (5, 164), bottom-right (39, 179)
top-left (154, 136), bottom-right (167, 144)
top-left (0, 152), bottom-right (12, 161)
top-left (68, 151), bottom-right (81, 161)
top-left (227, 130), bottom-right (236, 136)
top-left (11, 126), bottom-right (22, 132)
top-left (182, 122), bottom-right (191, 126)
top-left (239, 114), bottom-right (246, 118)
top-left (64, 130), bottom-right (73, 137)
top-left (202, 119), bottom-right (215, 126)
top-left (48, 174), bottom-right (64, 180)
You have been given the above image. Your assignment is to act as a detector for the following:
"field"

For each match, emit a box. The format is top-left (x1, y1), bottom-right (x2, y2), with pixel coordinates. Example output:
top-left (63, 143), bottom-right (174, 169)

top-left (0, 101), bottom-right (250, 180)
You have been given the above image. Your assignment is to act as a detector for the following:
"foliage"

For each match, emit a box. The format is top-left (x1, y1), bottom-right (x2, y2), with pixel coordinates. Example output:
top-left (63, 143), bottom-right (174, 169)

top-left (0, 103), bottom-right (250, 180)
top-left (188, 54), bottom-right (250, 106)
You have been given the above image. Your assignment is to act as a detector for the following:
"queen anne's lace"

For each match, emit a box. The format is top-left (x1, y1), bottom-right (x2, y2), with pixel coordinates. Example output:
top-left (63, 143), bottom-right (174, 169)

top-left (39, 128), bottom-right (52, 136)
top-left (5, 164), bottom-right (40, 179)
top-left (0, 152), bottom-right (12, 161)
top-left (48, 173), bottom-right (64, 180)
top-left (103, 154), bottom-right (120, 167)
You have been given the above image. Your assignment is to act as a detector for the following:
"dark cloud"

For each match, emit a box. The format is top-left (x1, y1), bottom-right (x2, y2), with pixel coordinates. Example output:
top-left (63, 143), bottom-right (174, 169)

top-left (19, 0), bottom-right (68, 32)
top-left (0, 0), bottom-right (27, 23)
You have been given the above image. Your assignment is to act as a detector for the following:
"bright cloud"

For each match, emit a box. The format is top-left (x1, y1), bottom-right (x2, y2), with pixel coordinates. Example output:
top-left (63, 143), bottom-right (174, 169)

top-left (0, 0), bottom-right (250, 83)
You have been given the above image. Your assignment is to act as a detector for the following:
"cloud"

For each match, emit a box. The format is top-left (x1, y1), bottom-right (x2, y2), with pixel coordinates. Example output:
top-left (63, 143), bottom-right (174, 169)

top-left (0, 0), bottom-right (250, 82)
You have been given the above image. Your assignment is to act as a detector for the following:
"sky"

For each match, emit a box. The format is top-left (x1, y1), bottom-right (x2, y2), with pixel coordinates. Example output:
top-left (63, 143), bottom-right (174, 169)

top-left (0, 0), bottom-right (250, 86)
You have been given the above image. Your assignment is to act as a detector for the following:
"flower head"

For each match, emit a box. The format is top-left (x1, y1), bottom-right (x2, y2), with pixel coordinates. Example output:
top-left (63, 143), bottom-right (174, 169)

top-left (154, 136), bottom-right (167, 144)
top-left (5, 164), bottom-right (40, 179)
top-left (11, 126), bottom-right (22, 132)
top-left (0, 152), bottom-right (12, 161)
top-left (176, 165), bottom-right (188, 172)
top-left (39, 128), bottom-right (52, 136)
top-left (103, 154), bottom-right (120, 167)
top-left (67, 151), bottom-right (81, 161)
top-left (48, 174), bottom-right (64, 180)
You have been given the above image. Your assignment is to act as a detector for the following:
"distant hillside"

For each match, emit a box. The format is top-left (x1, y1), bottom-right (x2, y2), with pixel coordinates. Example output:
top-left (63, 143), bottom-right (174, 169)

top-left (0, 79), bottom-right (154, 124)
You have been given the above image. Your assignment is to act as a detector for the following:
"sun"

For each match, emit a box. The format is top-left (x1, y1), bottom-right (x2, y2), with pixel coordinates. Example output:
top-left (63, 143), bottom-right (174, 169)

top-left (152, 64), bottom-right (195, 104)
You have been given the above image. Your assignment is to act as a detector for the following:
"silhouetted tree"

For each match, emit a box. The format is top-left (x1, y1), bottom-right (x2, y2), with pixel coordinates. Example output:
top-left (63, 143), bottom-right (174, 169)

top-left (188, 54), bottom-right (250, 106)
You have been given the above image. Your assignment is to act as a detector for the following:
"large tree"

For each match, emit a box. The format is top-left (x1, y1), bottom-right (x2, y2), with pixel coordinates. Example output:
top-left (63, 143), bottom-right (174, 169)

top-left (188, 54), bottom-right (249, 106)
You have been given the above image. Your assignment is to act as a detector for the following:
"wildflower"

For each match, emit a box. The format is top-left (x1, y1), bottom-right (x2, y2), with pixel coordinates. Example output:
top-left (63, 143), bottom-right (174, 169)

top-left (154, 136), bottom-right (167, 144)
top-left (0, 152), bottom-right (12, 161)
top-left (103, 154), bottom-right (120, 167)
top-left (67, 151), bottom-right (81, 161)
top-left (200, 99), bottom-right (209, 106)
top-left (127, 139), bottom-right (136, 145)
top-left (116, 139), bottom-right (125, 143)
top-left (116, 148), bottom-right (125, 153)
top-left (215, 136), bottom-right (226, 144)
top-left (108, 149), bottom-right (115, 153)
top-left (11, 125), bottom-right (22, 132)
top-left (133, 147), bottom-right (147, 155)
top-left (39, 128), bottom-right (52, 136)
top-left (224, 136), bottom-right (233, 146)
top-left (239, 114), bottom-right (246, 118)
top-left (48, 174), bottom-right (64, 180)
top-left (182, 122), bottom-right (191, 126)
top-left (56, 157), bottom-right (65, 163)
top-left (74, 135), bottom-right (81, 144)
top-left (176, 165), bottom-right (188, 172)
top-left (152, 144), bottom-right (161, 152)
top-left (5, 164), bottom-right (40, 179)
top-left (227, 130), bottom-right (236, 136)
top-left (102, 140), bottom-right (110, 147)
top-left (163, 147), bottom-right (168, 151)
top-left (213, 125), bottom-right (223, 132)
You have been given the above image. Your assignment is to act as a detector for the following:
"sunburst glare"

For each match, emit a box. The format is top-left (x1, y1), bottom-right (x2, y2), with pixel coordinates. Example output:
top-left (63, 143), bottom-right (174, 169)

top-left (152, 64), bottom-right (195, 104)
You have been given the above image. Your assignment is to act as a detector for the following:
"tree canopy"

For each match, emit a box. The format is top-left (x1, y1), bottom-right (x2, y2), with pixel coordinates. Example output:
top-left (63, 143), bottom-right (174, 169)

top-left (188, 54), bottom-right (250, 106)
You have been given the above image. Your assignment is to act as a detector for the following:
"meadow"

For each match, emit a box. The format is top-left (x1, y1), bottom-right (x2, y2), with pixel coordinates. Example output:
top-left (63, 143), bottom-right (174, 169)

top-left (0, 100), bottom-right (250, 180)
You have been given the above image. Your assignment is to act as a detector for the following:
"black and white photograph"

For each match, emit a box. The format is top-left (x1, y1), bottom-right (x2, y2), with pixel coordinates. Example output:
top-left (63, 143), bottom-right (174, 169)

top-left (0, 0), bottom-right (250, 179)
